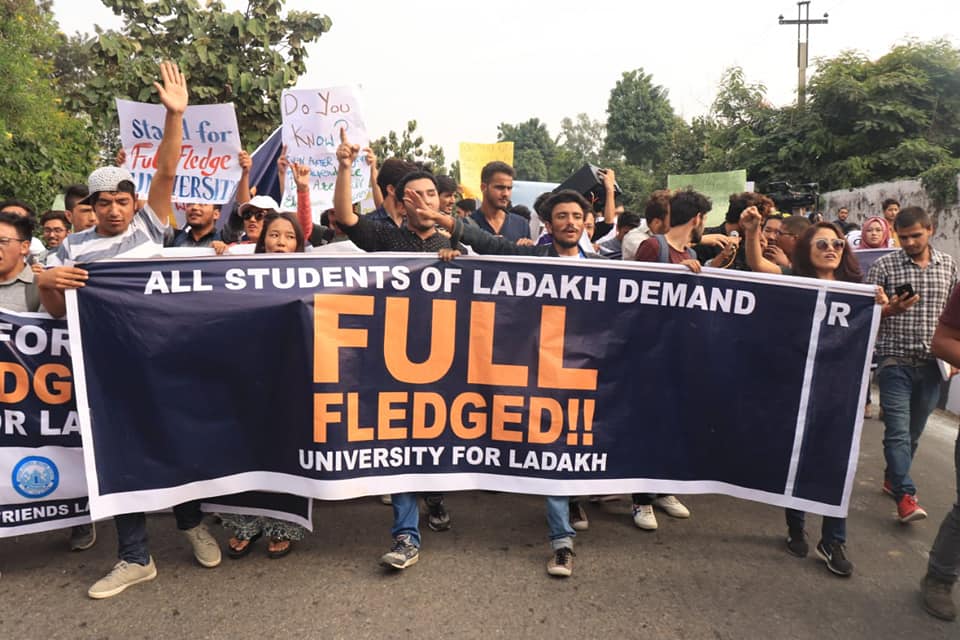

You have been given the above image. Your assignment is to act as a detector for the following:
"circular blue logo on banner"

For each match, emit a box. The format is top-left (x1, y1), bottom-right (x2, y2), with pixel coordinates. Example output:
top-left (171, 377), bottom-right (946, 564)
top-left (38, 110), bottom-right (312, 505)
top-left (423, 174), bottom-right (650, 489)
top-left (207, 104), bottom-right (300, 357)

top-left (12, 456), bottom-right (59, 499)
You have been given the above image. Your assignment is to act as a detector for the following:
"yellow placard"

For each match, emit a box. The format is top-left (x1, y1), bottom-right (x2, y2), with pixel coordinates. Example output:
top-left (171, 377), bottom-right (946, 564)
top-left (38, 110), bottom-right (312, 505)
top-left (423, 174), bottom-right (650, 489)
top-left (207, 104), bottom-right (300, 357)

top-left (459, 142), bottom-right (514, 200)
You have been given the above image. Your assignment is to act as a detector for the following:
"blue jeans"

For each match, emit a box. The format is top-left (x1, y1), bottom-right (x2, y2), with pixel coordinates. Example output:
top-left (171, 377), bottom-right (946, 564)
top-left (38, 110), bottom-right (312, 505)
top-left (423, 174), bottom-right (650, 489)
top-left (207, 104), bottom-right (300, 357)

top-left (545, 496), bottom-right (575, 550)
top-left (391, 493), bottom-right (420, 547)
top-left (115, 500), bottom-right (204, 565)
top-left (928, 427), bottom-right (960, 583)
top-left (878, 361), bottom-right (941, 499)
top-left (785, 509), bottom-right (846, 544)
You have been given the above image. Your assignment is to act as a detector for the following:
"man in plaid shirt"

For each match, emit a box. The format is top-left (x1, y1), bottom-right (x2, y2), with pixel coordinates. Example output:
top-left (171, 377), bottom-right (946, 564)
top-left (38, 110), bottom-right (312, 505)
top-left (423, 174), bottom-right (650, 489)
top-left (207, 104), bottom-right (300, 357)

top-left (867, 206), bottom-right (958, 524)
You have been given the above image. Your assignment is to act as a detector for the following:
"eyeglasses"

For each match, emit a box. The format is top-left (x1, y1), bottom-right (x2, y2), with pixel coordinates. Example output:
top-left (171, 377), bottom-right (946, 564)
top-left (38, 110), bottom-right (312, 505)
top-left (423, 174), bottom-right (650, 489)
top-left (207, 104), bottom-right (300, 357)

top-left (0, 236), bottom-right (27, 245)
top-left (43, 227), bottom-right (67, 235)
top-left (814, 238), bottom-right (845, 251)
top-left (241, 209), bottom-right (265, 221)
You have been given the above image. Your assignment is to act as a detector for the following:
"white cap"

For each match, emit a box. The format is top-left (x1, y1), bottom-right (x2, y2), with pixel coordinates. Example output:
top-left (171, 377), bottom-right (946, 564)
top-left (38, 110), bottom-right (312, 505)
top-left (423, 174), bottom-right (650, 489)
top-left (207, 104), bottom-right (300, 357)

top-left (83, 166), bottom-right (136, 202)
top-left (237, 195), bottom-right (281, 215)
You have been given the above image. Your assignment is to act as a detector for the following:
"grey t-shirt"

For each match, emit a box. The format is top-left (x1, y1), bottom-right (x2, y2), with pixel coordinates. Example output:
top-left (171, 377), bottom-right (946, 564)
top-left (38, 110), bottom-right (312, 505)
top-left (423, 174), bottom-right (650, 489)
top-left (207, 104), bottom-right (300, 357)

top-left (0, 266), bottom-right (40, 313)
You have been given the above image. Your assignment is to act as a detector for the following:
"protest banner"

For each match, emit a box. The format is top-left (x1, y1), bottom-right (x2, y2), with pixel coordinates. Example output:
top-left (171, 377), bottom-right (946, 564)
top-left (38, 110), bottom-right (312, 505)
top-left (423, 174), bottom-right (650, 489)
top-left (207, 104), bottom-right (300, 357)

top-left (280, 87), bottom-right (371, 218)
top-left (668, 170), bottom-right (748, 226)
top-left (116, 100), bottom-right (243, 221)
top-left (459, 142), bottom-right (514, 199)
top-left (0, 309), bottom-right (90, 537)
top-left (854, 247), bottom-right (897, 275)
top-left (67, 255), bottom-right (879, 521)
top-left (0, 308), bottom-right (311, 537)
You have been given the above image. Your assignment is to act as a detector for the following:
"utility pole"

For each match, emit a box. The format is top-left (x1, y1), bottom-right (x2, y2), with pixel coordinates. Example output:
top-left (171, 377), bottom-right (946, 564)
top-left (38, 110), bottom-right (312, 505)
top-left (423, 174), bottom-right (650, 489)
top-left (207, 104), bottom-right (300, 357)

top-left (779, 1), bottom-right (828, 106)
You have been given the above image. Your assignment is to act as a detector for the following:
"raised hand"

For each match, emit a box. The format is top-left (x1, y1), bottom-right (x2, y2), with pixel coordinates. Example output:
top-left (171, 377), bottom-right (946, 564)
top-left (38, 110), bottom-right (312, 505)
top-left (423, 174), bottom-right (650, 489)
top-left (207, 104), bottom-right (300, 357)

top-left (292, 162), bottom-right (311, 191)
top-left (601, 168), bottom-right (616, 191)
top-left (404, 188), bottom-right (441, 223)
top-left (335, 128), bottom-right (360, 170)
top-left (238, 150), bottom-right (252, 173)
top-left (154, 60), bottom-right (188, 115)
top-left (739, 207), bottom-right (762, 233)
top-left (363, 146), bottom-right (377, 168)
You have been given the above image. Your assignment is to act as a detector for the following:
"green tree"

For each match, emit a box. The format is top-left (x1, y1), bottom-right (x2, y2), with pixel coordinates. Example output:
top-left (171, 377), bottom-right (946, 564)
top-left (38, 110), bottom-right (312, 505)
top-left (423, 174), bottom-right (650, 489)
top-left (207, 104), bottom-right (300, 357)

top-left (497, 118), bottom-right (558, 180)
top-left (370, 120), bottom-right (446, 173)
top-left (0, 0), bottom-right (96, 210)
top-left (605, 69), bottom-right (676, 170)
top-left (808, 40), bottom-right (960, 189)
top-left (58, 0), bottom-right (332, 153)
top-left (553, 113), bottom-right (609, 178)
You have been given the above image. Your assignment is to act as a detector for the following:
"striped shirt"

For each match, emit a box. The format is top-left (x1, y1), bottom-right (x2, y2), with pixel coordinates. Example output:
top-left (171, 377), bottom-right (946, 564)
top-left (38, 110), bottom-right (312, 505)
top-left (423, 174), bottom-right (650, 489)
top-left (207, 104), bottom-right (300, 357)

top-left (46, 205), bottom-right (167, 266)
top-left (866, 246), bottom-right (958, 360)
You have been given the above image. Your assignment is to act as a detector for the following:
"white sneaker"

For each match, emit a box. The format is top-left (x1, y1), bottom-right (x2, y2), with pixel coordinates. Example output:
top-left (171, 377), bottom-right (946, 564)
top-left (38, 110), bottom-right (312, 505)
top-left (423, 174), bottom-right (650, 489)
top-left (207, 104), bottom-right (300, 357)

top-left (88, 558), bottom-right (157, 599)
top-left (654, 495), bottom-right (690, 518)
top-left (632, 504), bottom-right (658, 530)
top-left (183, 523), bottom-right (222, 568)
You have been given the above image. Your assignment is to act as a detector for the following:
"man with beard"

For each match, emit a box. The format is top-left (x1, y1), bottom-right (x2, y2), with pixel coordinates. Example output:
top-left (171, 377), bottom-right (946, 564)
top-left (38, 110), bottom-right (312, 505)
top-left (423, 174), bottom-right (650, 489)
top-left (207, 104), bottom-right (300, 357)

top-left (470, 161), bottom-right (530, 242)
top-left (331, 129), bottom-right (463, 571)
top-left (626, 189), bottom-right (710, 529)
top-left (429, 189), bottom-right (600, 578)
top-left (634, 187), bottom-right (711, 274)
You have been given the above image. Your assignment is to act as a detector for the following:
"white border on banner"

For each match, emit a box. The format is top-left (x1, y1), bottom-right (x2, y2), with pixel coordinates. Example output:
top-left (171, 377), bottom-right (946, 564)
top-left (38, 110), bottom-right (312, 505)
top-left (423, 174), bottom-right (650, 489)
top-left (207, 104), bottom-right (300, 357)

top-left (69, 254), bottom-right (879, 521)
top-left (784, 289), bottom-right (827, 495)
top-left (88, 471), bottom-right (854, 519)
top-left (64, 288), bottom-right (102, 506)
top-left (201, 499), bottom-right (314, 531)
top-left (840, 301), bottom-right (883, 514)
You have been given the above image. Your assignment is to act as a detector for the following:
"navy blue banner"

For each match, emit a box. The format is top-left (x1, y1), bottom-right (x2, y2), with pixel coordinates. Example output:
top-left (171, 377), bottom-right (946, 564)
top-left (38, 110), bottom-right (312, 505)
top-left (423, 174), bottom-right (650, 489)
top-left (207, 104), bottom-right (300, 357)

top-left (0, 309), bottom-right (91, 536)
top-left (68, 255), bottom-right (879, 519)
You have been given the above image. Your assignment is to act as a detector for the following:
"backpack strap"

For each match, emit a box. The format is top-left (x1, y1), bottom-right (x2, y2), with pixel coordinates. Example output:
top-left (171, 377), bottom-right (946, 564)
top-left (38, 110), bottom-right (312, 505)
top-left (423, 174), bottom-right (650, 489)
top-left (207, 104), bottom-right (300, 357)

top-left (653, 234), bottom-right (670, 264)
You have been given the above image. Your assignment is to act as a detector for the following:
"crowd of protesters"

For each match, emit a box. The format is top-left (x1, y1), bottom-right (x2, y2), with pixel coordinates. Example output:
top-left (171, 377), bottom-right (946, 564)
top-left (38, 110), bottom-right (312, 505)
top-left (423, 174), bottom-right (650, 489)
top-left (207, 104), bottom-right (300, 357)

top-left (1, 62), bottom-right (960, 622)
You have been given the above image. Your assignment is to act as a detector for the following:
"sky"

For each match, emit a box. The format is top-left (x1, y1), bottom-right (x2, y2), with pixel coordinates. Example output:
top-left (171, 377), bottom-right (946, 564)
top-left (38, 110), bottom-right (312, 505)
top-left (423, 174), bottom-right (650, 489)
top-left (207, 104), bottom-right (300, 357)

top-left (53, 0), bottom-right (960, 166)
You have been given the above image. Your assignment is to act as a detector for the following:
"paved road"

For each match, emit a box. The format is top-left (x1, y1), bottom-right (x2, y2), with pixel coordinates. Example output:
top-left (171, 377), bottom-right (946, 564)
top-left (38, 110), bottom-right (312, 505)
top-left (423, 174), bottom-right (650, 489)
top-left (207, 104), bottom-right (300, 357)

top-left (1, 412), bottom-right (958, 639)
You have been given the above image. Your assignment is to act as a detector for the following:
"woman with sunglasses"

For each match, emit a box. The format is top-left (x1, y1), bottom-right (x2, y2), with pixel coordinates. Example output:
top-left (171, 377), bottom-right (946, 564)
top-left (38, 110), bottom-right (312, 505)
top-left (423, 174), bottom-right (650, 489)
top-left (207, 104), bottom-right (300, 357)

top-left (744, 210), bottom-right (886, 577)
top-left (213, 163), bottom-right (314, 254)
top-left (218, 211), bottom-right (307, 557)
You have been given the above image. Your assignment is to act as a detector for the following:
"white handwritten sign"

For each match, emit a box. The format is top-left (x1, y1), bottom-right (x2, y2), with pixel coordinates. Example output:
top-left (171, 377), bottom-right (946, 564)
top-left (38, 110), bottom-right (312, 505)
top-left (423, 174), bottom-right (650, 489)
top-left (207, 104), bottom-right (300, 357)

top-left (280, 86), bottom-right (371, 217)
top-left (116, 100), bottom-right (242, 206)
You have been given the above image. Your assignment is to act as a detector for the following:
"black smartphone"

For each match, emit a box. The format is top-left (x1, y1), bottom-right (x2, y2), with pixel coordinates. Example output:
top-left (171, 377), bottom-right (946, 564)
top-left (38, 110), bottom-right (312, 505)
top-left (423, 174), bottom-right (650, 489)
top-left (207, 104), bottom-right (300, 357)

top-left (895, 283), bottom-right (916, 299)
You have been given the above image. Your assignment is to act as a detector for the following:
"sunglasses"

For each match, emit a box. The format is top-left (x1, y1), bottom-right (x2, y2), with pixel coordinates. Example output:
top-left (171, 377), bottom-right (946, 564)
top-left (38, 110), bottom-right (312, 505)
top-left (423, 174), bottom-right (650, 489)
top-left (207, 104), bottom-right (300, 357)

top-left (241, 209), bottom-right (265, 221)
top-left (814, 238), bottom-right (845, 251)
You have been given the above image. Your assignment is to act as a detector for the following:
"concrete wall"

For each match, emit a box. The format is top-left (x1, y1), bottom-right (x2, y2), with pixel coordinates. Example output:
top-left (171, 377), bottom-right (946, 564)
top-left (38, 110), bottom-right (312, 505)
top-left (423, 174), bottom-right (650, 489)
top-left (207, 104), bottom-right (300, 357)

top-left (821, 176), bottom-right (960, 261)
top-left (822, 175), bottom-right (960, 414)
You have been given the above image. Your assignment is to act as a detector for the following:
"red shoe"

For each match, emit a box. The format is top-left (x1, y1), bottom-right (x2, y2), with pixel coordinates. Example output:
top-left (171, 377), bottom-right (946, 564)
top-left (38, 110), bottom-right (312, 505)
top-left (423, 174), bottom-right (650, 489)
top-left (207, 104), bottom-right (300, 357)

top-left (882, 480), bottom-right (894, 498)
top-left (897, 494), bottom-right (927, 523)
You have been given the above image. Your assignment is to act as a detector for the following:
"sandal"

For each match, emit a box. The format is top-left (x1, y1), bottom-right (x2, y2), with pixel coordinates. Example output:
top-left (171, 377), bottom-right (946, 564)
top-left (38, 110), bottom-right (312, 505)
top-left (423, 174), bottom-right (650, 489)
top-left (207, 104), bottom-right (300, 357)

top-left (267, 538), bottom-right (293, 559)
top-left (227, 532), bottom-right (262, 559)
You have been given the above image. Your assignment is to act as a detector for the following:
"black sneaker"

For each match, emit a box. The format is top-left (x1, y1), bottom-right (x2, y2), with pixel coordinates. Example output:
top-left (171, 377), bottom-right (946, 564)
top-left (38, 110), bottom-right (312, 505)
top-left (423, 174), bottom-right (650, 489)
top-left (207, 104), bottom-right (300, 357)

top-left (816, 540), bottom-right (853, 577)
top-left (786, 529), bottom-right (809, 557)
top-left (379, 534), bottom-right (419, 570)
top-left (547, 547), bottom-right (575, 577)
top-left (425, 497), bottom-right (451, 532)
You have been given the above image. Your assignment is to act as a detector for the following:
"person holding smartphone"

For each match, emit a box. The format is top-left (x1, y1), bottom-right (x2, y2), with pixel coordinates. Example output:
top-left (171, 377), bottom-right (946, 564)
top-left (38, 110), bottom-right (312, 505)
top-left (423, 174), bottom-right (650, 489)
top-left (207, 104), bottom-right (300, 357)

top-left (866, 206), bottom-right (958, 524)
